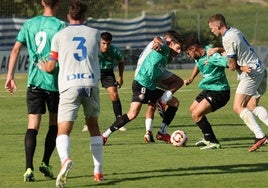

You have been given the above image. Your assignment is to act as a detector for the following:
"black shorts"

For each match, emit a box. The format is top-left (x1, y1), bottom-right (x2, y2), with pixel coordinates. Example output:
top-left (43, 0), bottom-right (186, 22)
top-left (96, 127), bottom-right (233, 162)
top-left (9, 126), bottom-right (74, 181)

top-left (195, 90), bottom-right (230, 112)
top-left (27, 86), bottom-right (59, 114)
top-left (100, 70), bottom-right (117, 88)
top-left (131, 81), bottom-right (164, 104)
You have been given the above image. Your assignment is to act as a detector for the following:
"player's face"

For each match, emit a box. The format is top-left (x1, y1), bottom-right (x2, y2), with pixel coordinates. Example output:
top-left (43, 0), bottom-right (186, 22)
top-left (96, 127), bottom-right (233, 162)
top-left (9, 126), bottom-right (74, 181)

top-left (185, 45), bottom-right (199, 59)
top-left (165, 36), bottom-right (181, 54)
top-left (208, 21), bottom-right (221, 37)
top-left (100, 39), bottom-right (111, 53)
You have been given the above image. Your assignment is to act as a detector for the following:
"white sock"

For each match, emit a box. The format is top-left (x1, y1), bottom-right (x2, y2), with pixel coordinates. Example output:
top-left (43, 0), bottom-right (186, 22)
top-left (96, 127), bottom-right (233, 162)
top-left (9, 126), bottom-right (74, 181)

top-left (102, 129), bottom-right (112, 138)
top-left (240, 108), bottom-right (265, 138)
top-left (159, 123), bottom-right (168, 134)
top-left (253, 106), bottom-right (268, 126)
top-left (90, 136), bottom-right (103, 174)
top-left (145, 118), bottom-right (153, 132)
top-left (56, 134), bottom-right (70, 164)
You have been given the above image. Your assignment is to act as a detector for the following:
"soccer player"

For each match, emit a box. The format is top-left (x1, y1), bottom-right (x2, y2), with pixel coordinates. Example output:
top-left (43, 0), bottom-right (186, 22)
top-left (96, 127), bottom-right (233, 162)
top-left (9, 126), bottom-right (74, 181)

top-left (183, 34), bottom-right (230, 150)
top-left (140, 30), bottom-right (184, 143)
top-left (102, 33), bottom-right (182, 145)
top-left (208, 13), bottom-right (268, 152)
top-left (41, 0), bottom-right (103, 186)
top-left (4, 0), bottom-right (66, 182)
top-left (82, 31), bottom-right (126, 132)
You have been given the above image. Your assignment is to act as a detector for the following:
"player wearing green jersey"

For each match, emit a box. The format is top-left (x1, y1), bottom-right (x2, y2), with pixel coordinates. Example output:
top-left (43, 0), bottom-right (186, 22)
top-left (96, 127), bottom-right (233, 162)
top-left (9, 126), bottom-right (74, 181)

top-left (82, 31), bottom-right (126, 132)
top-left (102, 36), bottom-right (181, 145)
top-left (183, 35), bottom-right (230, 150)
top-left (4, 0), bottom-right (66, 182)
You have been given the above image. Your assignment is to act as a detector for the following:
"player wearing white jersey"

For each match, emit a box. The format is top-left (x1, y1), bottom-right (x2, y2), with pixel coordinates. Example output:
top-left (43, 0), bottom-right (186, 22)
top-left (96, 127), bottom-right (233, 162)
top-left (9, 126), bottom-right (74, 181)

top-left (41, 0), bottom-right (103, 186)
top-left (208, 13), bottom-right (268, 152)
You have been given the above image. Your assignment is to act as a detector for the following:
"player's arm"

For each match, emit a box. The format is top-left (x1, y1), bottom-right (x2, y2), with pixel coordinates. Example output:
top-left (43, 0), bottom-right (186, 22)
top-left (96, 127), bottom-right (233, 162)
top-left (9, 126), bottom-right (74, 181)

top-left (227, 57), bottom-right (239, 71)
top-left (184, 65), bottom-right (199, 86)
top-left (207, 47), bottom-right (225, 56)
top-left (5, 41), bottom-right (22, 93)
top-left (40, 51), bottom-right (58, 73)
top-left (117, 59), bottom-right (124, 88)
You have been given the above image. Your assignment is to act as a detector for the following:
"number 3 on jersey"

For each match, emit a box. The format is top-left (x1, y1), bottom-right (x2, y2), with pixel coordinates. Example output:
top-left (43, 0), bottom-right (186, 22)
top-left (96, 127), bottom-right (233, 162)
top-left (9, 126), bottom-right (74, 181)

top-left (73, 37), bottom-right (87, 61)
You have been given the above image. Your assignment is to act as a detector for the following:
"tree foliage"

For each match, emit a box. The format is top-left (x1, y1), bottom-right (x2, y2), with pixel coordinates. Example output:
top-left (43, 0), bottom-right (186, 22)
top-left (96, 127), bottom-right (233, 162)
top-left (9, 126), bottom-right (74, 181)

top-left (0, 0), bottom-right (122, 20)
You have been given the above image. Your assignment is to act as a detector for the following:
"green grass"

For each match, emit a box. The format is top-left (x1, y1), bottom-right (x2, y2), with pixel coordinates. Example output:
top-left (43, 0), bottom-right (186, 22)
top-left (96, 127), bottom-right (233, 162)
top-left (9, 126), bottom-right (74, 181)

top-left (1, 69), bottom-right (268, 188)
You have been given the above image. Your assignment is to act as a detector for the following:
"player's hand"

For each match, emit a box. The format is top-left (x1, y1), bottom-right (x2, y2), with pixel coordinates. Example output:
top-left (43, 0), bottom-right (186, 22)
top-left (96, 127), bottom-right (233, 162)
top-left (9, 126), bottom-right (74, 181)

top-left (184, 79), bottom-right (192, 86)
top-left (4, 78), bottom-right (17, 94)
top-left (117, 77), bottom-right (123, 88)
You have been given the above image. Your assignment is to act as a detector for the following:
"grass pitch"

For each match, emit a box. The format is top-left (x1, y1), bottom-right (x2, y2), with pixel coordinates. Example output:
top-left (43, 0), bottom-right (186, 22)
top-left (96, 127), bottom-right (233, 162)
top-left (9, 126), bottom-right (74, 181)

top-left (1, 69), bottom-right (268, 188)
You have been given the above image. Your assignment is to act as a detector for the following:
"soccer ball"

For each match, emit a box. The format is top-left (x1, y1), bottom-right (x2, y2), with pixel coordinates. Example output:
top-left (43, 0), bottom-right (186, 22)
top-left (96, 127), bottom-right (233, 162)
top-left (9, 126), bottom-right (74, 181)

top-left (170, 130), bottom-right (188, 147)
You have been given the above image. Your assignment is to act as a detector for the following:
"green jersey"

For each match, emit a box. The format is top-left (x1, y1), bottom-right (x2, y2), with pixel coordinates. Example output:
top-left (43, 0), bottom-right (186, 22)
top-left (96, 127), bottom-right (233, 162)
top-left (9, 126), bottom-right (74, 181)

top-left (17, 15), bottom-right (66, 91)
top-left (134, 45), bottom-right (170, 90)
top-left (196, 45), bottom-right (230, 91)
top-left (99, 45), bottom-right (123, 71)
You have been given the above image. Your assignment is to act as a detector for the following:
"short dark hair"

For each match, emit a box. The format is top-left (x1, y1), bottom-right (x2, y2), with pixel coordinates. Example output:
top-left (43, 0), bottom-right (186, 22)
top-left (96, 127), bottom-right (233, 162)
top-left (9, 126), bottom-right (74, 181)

top-left (164, 30), bottom-right (184, 44)
top-left (68, 0), bottom-right (88, 21)
top-left (43, 0), bottom-right (59, 8)
top-left (101, 32), bottom-right (113, 42)
top-left (182, 34), bottom-right (201, 51)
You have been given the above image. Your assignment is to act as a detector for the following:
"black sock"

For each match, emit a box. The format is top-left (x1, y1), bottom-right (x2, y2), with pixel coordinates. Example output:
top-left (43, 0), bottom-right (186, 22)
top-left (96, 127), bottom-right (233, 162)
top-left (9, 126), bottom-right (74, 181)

top-left (196, 116), bottom-right (218, 143)
top-left (112, 100), bottom-right (122, 119)
top-left (110, 114), bottom-right (130, 132)
top-left (162, 106), bottom-right (178, 125)
top-left (25, 129), bottom-right (38, 170)
top-left (42, 125), bottom-right (58, 165)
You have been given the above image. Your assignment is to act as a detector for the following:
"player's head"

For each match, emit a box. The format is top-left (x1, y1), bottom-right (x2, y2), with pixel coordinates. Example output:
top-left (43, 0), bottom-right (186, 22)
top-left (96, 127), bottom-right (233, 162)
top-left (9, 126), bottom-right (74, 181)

top-left (100, 32), bottom-right (112, 53)
top-left (164, 30), bottom-right (183, 56)
top-left (68, 0), bottom-right (88, 22)
top-left (182, 34), bottom-right (202, 60)
top-left (42, 0), bottom-right (60, 9)
top-left (208, 13), bottom-right (227, 37)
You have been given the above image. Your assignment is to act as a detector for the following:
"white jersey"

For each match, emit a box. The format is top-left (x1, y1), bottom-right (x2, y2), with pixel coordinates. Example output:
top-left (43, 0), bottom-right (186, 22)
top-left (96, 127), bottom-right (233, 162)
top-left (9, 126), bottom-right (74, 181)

top-left (135, 41), bottom-right (154, 76)
top-left (222, 27), bottom-right (263, 71)
top-left (51, 25), bottom-right (100, 92)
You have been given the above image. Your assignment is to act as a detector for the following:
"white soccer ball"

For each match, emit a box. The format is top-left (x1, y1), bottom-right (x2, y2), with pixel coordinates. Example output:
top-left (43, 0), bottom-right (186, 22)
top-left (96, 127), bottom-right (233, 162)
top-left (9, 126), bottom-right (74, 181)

top-left (170, 130), bottom-right (188, 147)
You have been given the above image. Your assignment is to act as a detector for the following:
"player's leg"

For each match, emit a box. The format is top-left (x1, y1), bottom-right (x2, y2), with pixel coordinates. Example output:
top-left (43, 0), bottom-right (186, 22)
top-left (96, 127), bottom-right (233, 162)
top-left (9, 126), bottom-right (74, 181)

top-left (144, 103), bottom-right (156, 143)
top-left (23, 87), bottom-right (44, 182)
top-left (55, 88), bottom-right (79, 187)
top-left (234, 75), bottom-right (267, 151)
top-left (104, 73), bottom-right (126, 131)
top-left (39, 91), bottom-right (59, 179)
top-left (84, 87), bottom-right (103, 182)
top-left (156, 96), bottom-right (179, 143)
top-left (102, 101), bottom-right (142, 141)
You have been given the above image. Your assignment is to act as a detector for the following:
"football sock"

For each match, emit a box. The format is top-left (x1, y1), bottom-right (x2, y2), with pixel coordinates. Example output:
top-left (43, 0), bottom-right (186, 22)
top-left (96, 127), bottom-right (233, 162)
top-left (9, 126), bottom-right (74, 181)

top-left (253, 106), bottom-right (268, 126)
top-left (240, 108), bottom-right (265, 138)
top-left (159, 123), bottom-right (168, 134)
top-left (103, 114), bottom-right (130, 137)
top-left (56, 134), bottom-right (70, 164)
top-left (162, 106), bottom-right (178, 125)
top-left (196, 116), bottom-right (218, 143)
top-left (90, 136), bottom-right (103, 174)
top-left (42, 125), bottom-right (57, 165)
top-left (112, 100), bottom-right (122, 119)
top-left (145, 118), bottom-right (153, 132)
top-left (25, 129), bottom-right (38, 170)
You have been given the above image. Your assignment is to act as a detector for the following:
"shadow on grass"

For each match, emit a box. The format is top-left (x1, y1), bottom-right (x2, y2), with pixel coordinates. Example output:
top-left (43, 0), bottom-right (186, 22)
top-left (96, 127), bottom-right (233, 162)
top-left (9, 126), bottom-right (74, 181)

top-left (69, 162), bottom-right (268, 187)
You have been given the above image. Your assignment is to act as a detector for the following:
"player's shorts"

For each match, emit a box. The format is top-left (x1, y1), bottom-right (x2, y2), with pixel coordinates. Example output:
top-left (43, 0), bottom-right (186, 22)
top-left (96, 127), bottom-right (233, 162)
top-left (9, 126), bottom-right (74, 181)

top-left (156, 70), bottom-right (173, 90)
top-left (236, 68), bottom-right (267, 98)
top-left (100, 70), bottom-right (117, 88)
top-left (195, 90), bottom-right (230, 112)
top-left (131, 80), bottom-right (164, 104)
top-left (27, 86), bottom-right (59, 114)
top-left (57, 86), bottom-right (100, 122)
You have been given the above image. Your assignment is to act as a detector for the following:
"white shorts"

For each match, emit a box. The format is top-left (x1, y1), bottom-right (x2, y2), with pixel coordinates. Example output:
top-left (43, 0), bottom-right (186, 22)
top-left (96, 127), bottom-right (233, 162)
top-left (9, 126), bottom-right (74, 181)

top-left (156, 70), bottom-right (173, 90)
top-left (58, 86), bottom-right (100, 122)
top-left (236, 68), bottom-right (267, 98)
